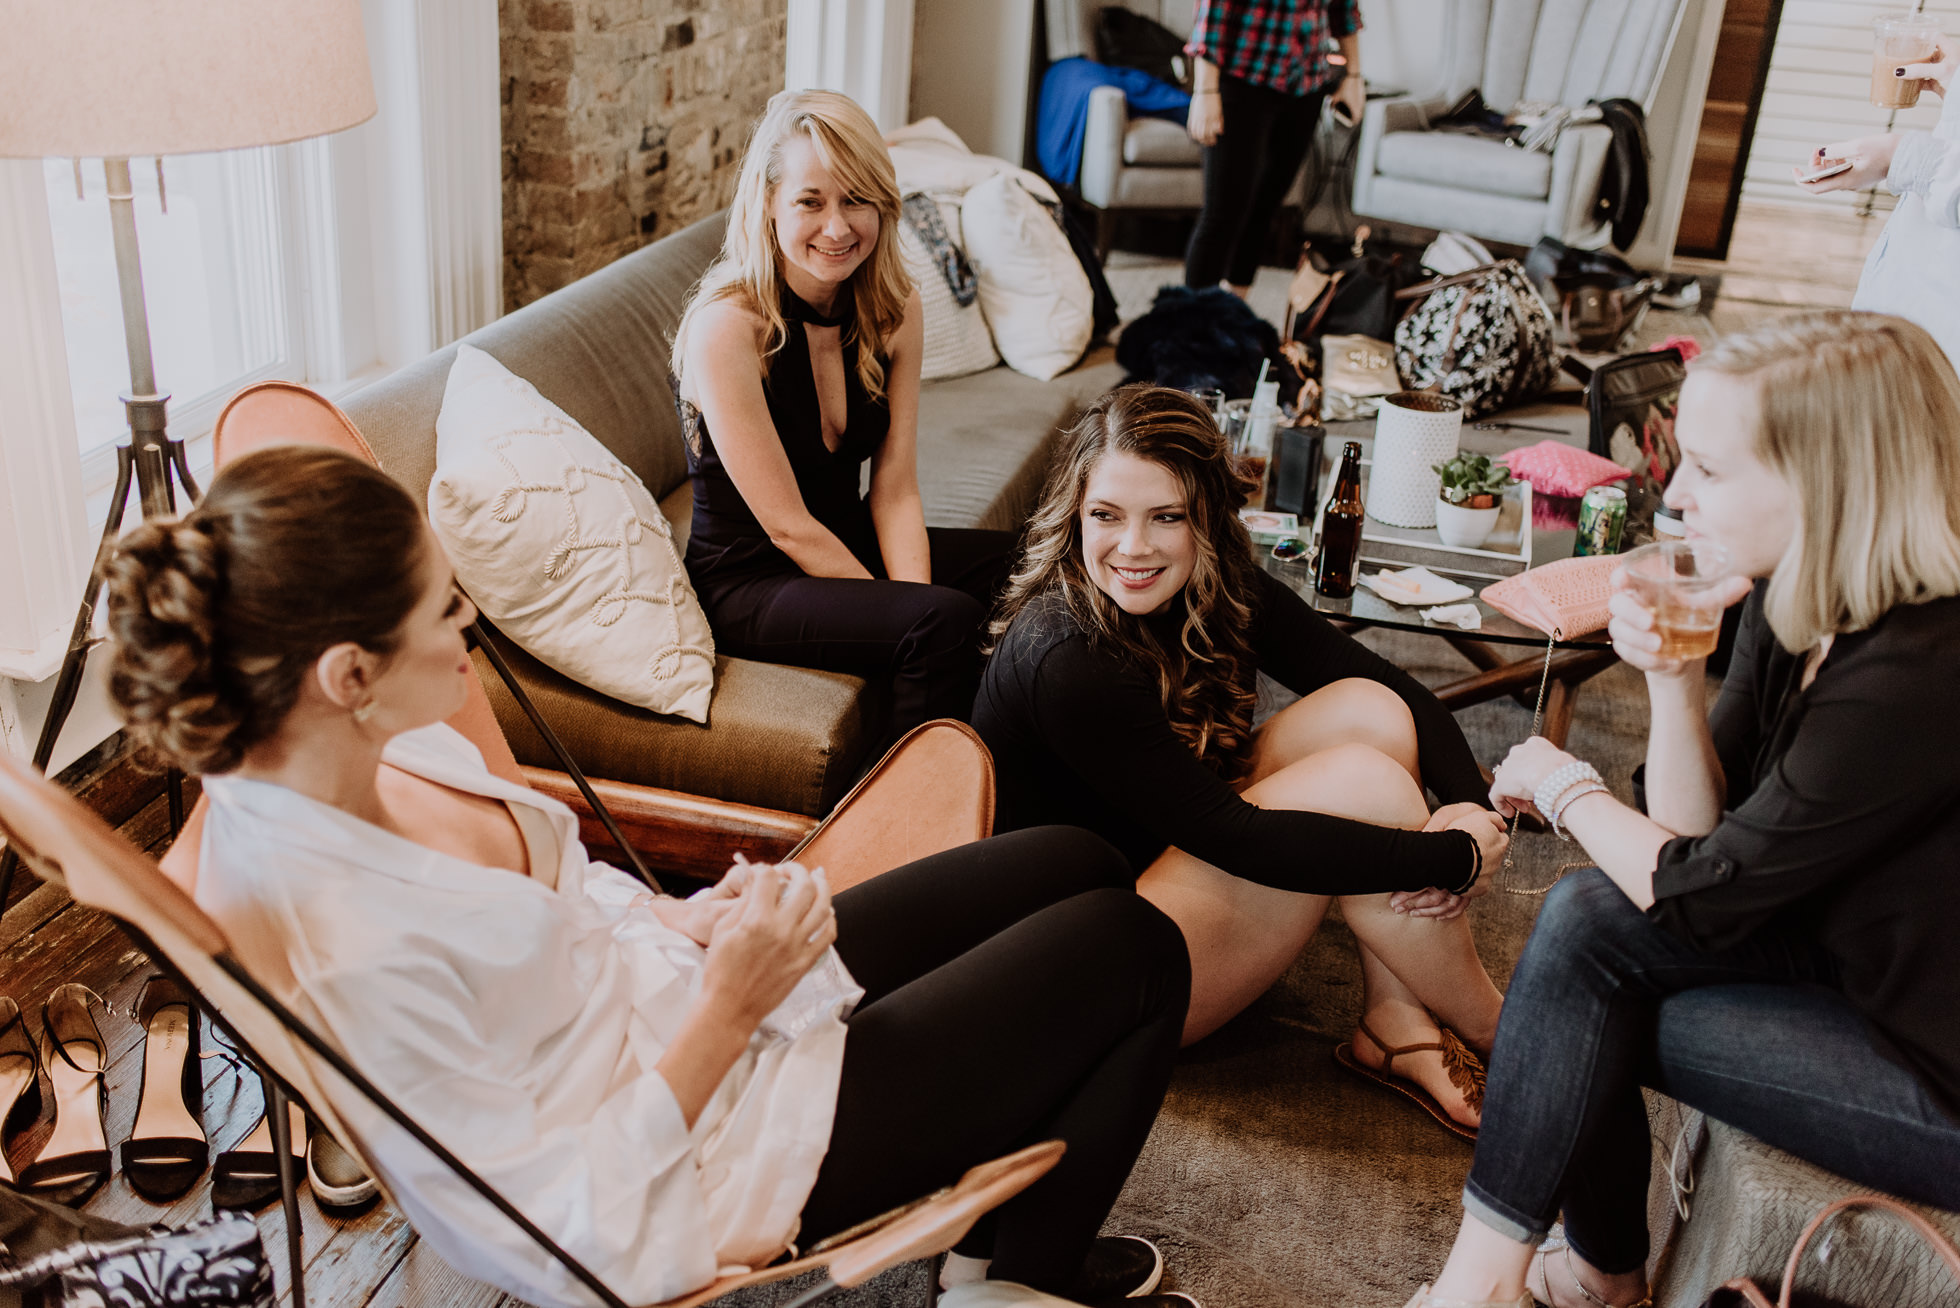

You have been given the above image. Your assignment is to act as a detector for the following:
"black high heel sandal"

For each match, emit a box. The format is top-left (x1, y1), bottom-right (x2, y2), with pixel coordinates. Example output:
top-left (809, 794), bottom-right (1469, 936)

top-left (20, 984), bottom-right (109, 1205)
top-left (120, 975), bottom-right (209, 1201)
top-left (0, 997), bottom-right (44, 1187)
top-left (211, 1072), bottom-right (305, 1212)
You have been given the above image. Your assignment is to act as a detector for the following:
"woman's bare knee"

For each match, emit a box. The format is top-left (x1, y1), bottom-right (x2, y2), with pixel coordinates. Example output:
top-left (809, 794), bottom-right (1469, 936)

top-left (1251, 678), bottom-right (1419, 780)
top-left (1243, 742), bottom-right (1428, 829)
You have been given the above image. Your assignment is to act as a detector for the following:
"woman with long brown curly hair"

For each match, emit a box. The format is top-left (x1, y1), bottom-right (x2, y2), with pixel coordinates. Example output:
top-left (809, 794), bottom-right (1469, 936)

top-left (975, 383), bottom-right (1508, 1136)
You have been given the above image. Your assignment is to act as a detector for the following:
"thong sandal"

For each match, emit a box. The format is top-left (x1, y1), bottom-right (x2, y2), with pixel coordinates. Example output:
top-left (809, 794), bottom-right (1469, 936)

top-left (1334, 1015), bottom-right (1485, 1142)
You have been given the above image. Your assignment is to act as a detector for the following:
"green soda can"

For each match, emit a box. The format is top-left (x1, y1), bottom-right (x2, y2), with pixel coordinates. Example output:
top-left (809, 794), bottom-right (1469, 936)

top-left (1574, 485), bottom-right (1628, 557)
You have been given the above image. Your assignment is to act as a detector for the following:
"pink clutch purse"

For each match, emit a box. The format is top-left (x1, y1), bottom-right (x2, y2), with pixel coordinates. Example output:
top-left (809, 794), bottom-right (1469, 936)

top-left (1480, 555), bottom-right (1617, 638)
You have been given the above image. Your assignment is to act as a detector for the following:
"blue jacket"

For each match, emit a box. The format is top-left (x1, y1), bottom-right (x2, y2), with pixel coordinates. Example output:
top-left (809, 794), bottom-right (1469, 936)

top-left (1037, 56), bottom-right (1191, 188)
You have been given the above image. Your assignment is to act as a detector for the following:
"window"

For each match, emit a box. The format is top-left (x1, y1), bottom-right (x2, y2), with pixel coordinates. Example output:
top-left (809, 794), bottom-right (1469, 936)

top-left (43, 149), bottom-right (310, 498)
top-left (44, 152), bottom-right (297, 467)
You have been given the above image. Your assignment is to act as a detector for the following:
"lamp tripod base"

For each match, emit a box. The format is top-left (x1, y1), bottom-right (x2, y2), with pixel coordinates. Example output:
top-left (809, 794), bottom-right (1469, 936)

top-left (0, 432), bottom-right (199, 914)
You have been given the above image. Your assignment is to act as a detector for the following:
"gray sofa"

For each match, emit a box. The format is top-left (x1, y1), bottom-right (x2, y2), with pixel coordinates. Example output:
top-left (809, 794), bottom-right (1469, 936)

top-left (340, 212), bottom-right (1122, 819)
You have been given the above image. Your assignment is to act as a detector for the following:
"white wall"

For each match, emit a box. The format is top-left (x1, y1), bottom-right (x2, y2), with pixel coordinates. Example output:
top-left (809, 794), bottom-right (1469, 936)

top-left (909, 0), bottom-right (1037, 160)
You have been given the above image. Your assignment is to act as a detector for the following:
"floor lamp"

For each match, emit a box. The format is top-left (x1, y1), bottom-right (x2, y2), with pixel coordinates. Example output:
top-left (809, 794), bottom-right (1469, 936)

top-left (0, 3), bottom-right (375, 914)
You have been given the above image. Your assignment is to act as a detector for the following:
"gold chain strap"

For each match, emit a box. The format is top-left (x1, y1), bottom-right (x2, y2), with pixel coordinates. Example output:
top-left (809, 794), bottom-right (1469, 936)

top-left (1497, 627), bottom-right (1593, 897)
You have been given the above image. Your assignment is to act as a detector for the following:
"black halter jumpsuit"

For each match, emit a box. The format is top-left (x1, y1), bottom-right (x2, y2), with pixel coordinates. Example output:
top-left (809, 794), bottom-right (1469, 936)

top-left (679, 287), bottom-right (1012, 746)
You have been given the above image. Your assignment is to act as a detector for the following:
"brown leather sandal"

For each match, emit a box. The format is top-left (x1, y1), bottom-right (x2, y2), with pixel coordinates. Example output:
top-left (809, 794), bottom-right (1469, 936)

top-left (1333, 1015), bottom-right (1486, 1142)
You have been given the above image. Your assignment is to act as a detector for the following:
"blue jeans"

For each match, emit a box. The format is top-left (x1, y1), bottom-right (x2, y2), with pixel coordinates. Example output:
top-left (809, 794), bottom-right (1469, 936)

top-left (1465, 869), bottom-right (1960, 1275)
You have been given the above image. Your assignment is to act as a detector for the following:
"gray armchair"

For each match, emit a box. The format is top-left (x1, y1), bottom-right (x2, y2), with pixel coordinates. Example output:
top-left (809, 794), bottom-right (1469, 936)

top-left (1351, 0), bottom-right (1686, 249)
top-left (1046, 0), bottom-right (1309, 244)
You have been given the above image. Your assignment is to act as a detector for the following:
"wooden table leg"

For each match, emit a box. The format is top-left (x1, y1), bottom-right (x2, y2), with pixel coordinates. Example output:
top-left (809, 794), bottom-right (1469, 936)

top-left (1540, 677), bottom-right (1578, 748)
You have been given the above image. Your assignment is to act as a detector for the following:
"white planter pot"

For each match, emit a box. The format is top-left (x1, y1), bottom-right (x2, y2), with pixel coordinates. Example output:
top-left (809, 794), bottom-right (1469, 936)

top-left (1436, 498), bottom-right (1501, 548)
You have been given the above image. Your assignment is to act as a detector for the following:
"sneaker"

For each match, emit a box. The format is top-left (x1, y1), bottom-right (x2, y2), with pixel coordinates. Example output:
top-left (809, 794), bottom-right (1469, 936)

top-left (1069, 1234), bottom-right (1164, 1301)
top-left (306, 1122), bottom-right (378, 1211)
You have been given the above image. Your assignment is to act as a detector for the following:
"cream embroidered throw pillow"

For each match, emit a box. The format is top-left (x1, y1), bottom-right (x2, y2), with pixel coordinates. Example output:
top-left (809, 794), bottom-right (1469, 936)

top-left (429, 345), bottom-right (716, 723)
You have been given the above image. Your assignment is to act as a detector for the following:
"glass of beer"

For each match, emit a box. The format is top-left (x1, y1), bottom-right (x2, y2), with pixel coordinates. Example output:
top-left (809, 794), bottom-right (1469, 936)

top-left (1874, 13), bottom-right (1941, 109)
top-left (1623, 540), bottom-right (1730, 660)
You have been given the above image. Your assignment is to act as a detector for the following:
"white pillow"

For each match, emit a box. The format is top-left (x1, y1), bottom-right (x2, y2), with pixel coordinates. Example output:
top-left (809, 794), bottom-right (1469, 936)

top-left (428, 345), bottom-right (716, 723)
top-left (960, 174), bottom-right (1093, 381)
top-left (898, 196), bottom-right (999, 380)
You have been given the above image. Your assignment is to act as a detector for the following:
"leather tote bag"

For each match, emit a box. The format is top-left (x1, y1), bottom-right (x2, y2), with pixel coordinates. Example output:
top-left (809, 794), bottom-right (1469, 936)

top-left (1394, 261), bottom-right (1561, 419)
top-left (1701, 1193), bottom-right (1960, 1308)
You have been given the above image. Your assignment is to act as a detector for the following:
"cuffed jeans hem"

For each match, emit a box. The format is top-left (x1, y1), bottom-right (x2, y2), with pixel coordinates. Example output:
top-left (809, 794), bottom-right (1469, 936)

top-left (1462, 1182), bottom-right (1548, 1249)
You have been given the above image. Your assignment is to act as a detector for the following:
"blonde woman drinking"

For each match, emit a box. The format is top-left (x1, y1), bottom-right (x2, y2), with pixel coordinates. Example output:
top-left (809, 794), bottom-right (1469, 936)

top-left (671, 89), bottom-right (1012, 744)
top-left (1404, 311), bottom-right (1960, 1308)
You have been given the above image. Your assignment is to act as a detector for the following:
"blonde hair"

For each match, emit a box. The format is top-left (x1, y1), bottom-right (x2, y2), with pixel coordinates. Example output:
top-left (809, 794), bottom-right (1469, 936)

top-left (1692, 310), bottom-right (1960, 651)
top-left (670, 89), bottom-right (910, 403)
top-left (989, 385), bottom-right (1264, 779)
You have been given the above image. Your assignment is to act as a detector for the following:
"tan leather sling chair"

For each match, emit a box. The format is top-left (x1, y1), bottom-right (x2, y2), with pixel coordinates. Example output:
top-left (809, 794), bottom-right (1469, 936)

top-left (0, 746), bottom-right (1062, 1308)
top-left (159, 380), bottom-right (996, 897)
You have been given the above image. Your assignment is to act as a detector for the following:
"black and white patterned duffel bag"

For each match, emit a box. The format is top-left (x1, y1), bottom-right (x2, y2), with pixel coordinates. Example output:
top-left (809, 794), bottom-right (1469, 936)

top-left (1394, 260), bottom-right (1560, 419)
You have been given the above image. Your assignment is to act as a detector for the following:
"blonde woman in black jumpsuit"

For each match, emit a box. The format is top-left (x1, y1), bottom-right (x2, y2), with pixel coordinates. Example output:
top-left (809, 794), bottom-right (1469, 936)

top-left (672, 90), bottom-right (1011, 747)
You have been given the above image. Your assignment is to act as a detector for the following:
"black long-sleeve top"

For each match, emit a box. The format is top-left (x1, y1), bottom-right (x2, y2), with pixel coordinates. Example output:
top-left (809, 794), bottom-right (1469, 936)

top-left (973, 570), bottom-right (1491, 895)
top-left (1649, 585), bottom-right (1960, 1118)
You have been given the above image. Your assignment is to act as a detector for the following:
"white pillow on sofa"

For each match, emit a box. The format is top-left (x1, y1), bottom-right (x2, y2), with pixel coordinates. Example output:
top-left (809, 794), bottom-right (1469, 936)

top-left (428, 344), bottom-right (716, 724)
top-left (899, 195), bottom-right (999, 380)
top-left (960, 173), bottom-right (1093, 381)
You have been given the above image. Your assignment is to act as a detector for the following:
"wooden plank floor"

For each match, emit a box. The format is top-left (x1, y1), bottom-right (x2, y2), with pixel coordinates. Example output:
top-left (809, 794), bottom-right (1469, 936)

top-left (0, 752), bottom-right (501, 1308)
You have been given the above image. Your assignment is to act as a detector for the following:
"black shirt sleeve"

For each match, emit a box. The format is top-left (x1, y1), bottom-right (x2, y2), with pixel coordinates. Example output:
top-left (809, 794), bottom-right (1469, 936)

top-left (1248, 571), bottom-right (1490, 807)
top-left (1648, 604), bottom-right (1960, 952)
top-left (1021, 631), bottom-right (1479, 896)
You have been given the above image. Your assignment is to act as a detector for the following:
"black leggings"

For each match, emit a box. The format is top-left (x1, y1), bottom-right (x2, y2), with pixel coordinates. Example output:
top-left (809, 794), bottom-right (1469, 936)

top-left (1185, 74), bottom-right (1325, 289)
top-left (800, 827), bottom-right (1191, 1292)
top-left (699, 527), bottom-right (1014, 749)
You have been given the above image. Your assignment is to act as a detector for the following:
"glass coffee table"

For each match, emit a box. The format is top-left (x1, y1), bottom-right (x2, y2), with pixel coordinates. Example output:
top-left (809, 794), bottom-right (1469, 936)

top-left (1261, 423), bottom-right (1627, 748)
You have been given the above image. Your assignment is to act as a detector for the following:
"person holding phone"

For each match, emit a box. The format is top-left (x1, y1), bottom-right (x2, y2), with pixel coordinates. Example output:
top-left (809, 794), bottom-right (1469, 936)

top-left (1397, 310), bottom-right (1960, 1308)
top-left (1184, 0), bottom-right (1365, 296)
top-left (1796, 40), bottom-right (1960, 365)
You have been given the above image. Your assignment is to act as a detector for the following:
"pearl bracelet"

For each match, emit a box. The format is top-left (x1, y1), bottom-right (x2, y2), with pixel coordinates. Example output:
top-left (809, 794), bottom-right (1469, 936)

top-left (1548, 782), bottom-right (1609, 838)
top-left (1534, 761), bottom-right (1603, 830)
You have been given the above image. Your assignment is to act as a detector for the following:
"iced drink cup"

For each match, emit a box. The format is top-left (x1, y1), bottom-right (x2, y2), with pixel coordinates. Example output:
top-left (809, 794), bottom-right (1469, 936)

top-left (1623, 541), bottom-right (1730, 661)
top-left (1874, 14), bottom-right (1941, 109)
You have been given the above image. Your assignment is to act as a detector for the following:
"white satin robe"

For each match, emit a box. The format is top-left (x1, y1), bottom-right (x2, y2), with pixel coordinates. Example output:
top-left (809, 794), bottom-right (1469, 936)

top-left (195, 723), bottom-right (862, 1307)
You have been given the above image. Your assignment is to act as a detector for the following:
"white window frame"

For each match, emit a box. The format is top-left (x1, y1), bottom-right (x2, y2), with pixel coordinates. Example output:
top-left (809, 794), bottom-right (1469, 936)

top-left (0, 0), bottom-right (501, 770)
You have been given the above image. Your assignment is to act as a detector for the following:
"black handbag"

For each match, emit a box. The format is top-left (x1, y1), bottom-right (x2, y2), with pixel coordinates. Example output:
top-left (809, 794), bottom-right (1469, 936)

top-left (0, 1192), bottom-right (271, 1308)
top-left (1587, 347), bottom-right (1683, 495)
top-left (1092, 8), bottom-right (1191, 89)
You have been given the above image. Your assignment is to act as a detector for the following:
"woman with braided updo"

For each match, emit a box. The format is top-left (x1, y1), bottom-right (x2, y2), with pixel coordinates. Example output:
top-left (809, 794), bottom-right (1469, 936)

top-left (102, 444), bottom-right (1195, 1308)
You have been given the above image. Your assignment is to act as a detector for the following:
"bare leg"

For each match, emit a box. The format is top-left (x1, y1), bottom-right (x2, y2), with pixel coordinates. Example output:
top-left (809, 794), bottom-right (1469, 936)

top-left (1141, 679), bottom-right (1503, 1124)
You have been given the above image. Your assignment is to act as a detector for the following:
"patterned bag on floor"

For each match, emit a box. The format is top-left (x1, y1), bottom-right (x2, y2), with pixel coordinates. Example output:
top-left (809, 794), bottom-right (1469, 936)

top-left (1394, 261), bottom-right (1560, 419)
top-left (0, 1204), bottom-right (272, 1307)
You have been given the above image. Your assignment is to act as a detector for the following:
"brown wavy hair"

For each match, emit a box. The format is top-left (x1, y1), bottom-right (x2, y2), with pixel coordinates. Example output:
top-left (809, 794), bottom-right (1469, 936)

top-left (105, 445), bottom-right (429, 775)
top-left (990, 384), bottom-right (1263, 779)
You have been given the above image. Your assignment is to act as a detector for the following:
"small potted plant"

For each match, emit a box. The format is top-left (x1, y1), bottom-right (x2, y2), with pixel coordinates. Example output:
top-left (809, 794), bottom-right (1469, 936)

top-left (1432, 452), bottom-right (1514, 547)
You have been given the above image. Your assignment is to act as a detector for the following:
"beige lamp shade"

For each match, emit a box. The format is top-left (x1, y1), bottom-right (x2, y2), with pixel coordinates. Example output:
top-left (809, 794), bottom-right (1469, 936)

top-left (0, 0), bottom-right (376, 158)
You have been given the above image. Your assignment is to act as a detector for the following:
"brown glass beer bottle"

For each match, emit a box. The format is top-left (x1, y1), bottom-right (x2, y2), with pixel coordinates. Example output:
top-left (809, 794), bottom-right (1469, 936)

top-left (1314, 441), bottom-right (1365, 598)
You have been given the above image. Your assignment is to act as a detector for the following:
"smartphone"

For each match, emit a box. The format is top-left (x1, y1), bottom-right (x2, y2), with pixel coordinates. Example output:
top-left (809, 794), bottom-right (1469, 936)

top-left (1330, 101), bottom-right (1356, 128)
top-left (1797, 158), bottom-right (1852, 184)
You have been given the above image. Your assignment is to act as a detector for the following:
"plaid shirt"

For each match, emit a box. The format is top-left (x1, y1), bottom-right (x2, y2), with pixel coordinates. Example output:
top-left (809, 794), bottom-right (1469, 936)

top-left (1184, 0), bottom-right (1361, 98)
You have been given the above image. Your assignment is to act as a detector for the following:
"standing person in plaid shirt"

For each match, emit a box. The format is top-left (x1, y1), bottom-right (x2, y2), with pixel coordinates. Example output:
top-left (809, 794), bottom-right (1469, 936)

top-left (1183, 0), bottom-right (1364, 294)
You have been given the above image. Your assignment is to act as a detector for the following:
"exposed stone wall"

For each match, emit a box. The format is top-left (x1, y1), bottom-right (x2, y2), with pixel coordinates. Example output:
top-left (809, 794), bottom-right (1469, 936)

top-left (501, 0), bottom-right (787, 312)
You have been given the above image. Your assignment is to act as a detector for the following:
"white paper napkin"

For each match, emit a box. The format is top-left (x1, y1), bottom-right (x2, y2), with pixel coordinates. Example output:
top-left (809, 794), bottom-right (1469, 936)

top-left (1362, 566), bottom-right (1475, 607)
top-left (1421, 603), bottom-right (1483, 631)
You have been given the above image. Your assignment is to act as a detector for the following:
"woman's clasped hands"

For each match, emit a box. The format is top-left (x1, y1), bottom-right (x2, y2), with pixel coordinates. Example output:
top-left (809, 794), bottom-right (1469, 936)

top-left (1389, 802), bottom-right (1508, 920)
top-left (664, 859), bottom-right (838, 1027)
